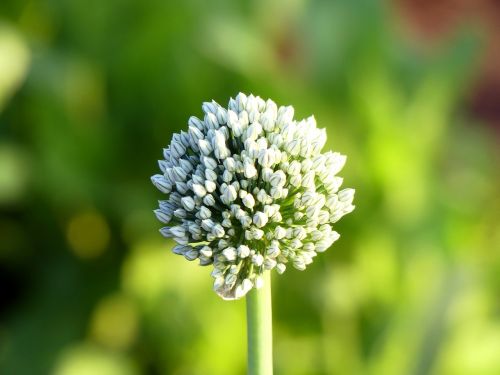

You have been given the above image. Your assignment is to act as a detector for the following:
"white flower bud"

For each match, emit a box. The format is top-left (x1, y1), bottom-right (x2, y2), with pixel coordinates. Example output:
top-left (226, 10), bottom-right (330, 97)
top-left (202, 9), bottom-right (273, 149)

top-left (248, 108), bottom-right (260, 123)
top-left (227, 108), bottom-right (239, 125)
top-left (222, 185), bottom-right (237, 204)
top-left (270, 170), bottom-right (286, 187)
top-left (245, 123), bottom-right (262, 141)
top-left (205, 180), bottom-right (216, 193)
top-left (244, 139), bottom-right (259, 159)
top-left (181, 196), bottom-right (195, 211)
top-left (225, 273), bottom-right (237, 287)
top-left (213, 276), bottom-right (225, 291)
top-left (216, 106), bottom-right (227, 124)
top-left (301, 158), bottom-right (313, 172)
top-left (172, 245), bottom-right (186, 255)
top-left (276, 263), bottom-right (286, 274)
top-left (203, 195), bottom-right (216, 209)
top-left (243, 159), bottom-right (257, 179)
top-left (274, 226), bottom-right (286, 239)
top-left (199, 256), bottom-right (212, 266)
top-left (281, 122), bottom-right (296, 143)
top-left (330, 231), bottom-right (340, 243)
top-left (264, 258), bottom-right (277, 270)
top-left (253, 211), bottom-right (268, 228)
top-left (286, 139), bottom-right (301, 156)
top-left (205, 113), bottom-right (219, 129)
top-left (235, 92), bottom-right (247, 111)
top-left (240, 215), bottom-right (252, 228)
top-left (222, 170), bottom-right (233, 183)
top-left (238, 109), bottom-right (249, 126)
top-left (200, 246), bottom-right (213, 257)
top-left (310, 230), bottom-right (323, 241)
top-left (290, 174), bottom-right (302, 187)
top-left (170, 226), bottom-right (186, 237)
top-left (151, 175), bottom-right (172, 194)
top-left (258, 148), bottom-right (275, 168)
top-left (188, 115), bottom-right (205, 130)
top-left (293, 227), bottom-right (307, 240)
top-left (212, 224), bottom-right (225, 237)
top-left (201, 219), bottom-right (215, 231)
top-left (237, 245), bottom-right (251, 258)
top-left (260, 112), bottom-right (275, 131)
top-left (252, 253), bottom-right (264, 266)
top-left (192, 183), bottom-right (207, 198)
top-left (315, 240), bottom-right (330, 253)
top-left (276, 105), bottom-right (294, 126)
top-left (179, 159), bottom-right (193, 174)
top-left (202, 156), bottom-right (218, 170)
top-left (222, 247), bottom-right (237, 261)
top-left (318, 210), bottom-right (330, 224)
top-left (196, 206), bottom-right (212, 220)
top-left (242, 193), bottom-right (255, 209)
top-left (188, 126), bottom-right (204, 145)
top-left (198, 139), bottom-right (213, 155)
top-left (184, 248), bottom-right (199, 261)
top-left (202, 101), bottom-right (217, 115)
top-left (154, 209), bottom-right (172, 223)
top-left (236, 279), bottom-right (253, 298)
top-left (230, 119), bottom-right (244, 137)
top-left (218, 239), bottom-right (229, 249)
top-left (170, 139), bottom-right (186, 158)
top-left (224, 157), bottom-right (236, 172)
top-left (175, 181), bottom-right (188, 194)
top-left (159, 227), bottom-right (172, 238)
top-left (173, 236), bottom-right (189, 245)
top-left (267, 244), bottom-right (281, 258)
top-left (293, 257), bottom-right (306, 271)
top-left (338, 188), bottom-right (355, 203)
top-left (302, 171), bottom-right (315, 188)
top-left (158, 159), bottom-right (169, 173)
top-left (188, 223), bottom-right (201, 236)
top-left (323, 175), bottom-right (343, 193)
top-left (213, 130), bottom-right (231, 159)
top-left (306, 205), bottom-right (321, 218)
top-left (205, 168), bottom-right (217, 181)
top-left (270, 187), bottom-right (283, 199)
top-left (288, 160), bottom-right (301, 175)
top-left (252, 228), bottom-right (264, 240)
top-left (240, 179), bottom-right (249, 189)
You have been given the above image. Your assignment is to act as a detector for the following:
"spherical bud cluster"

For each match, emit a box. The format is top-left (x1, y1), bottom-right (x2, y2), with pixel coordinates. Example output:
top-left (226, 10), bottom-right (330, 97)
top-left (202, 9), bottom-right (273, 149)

top-left (152, 93), bottom-right (355, 300)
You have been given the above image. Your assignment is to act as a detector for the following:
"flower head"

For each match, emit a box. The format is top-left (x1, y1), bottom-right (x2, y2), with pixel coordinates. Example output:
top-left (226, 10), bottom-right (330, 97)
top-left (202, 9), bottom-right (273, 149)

top-left (152, 93), bottom-right (355, 300)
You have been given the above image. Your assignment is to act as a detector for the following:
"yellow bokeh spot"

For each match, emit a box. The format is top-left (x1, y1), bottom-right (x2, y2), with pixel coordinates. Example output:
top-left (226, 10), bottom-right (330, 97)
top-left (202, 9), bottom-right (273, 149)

top-left (0, 143), bottom-right (29, 204)
top-left (89, 294), bottom-right (138, 350)
top-left (66, 210), bottom-right (110, 259)
top-left (121, 239), bottom-right (208, 304)
top-left (0, 24), bottom-right (30, 111)
top-left (53, 344), bottom-right (137, 375)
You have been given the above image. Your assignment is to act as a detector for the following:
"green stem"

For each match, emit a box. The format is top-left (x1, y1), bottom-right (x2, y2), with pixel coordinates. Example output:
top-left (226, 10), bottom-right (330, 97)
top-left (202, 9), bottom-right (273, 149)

top-left (246, 271), bottom-right (273, 375)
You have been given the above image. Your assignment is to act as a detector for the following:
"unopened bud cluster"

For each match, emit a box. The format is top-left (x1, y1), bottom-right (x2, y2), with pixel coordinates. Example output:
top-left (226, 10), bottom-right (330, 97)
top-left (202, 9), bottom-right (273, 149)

top-left (152, 93), bottom-right (355, 300)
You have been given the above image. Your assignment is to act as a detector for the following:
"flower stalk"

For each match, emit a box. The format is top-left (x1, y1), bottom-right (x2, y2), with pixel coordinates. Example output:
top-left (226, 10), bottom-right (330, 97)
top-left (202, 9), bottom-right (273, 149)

top-left (246, 271), bottom-right (273, 375)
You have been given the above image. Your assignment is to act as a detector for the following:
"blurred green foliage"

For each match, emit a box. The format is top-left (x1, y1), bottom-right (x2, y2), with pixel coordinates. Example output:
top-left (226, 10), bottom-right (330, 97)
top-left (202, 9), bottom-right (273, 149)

top-left (0, 0), bottom-right (499, 374)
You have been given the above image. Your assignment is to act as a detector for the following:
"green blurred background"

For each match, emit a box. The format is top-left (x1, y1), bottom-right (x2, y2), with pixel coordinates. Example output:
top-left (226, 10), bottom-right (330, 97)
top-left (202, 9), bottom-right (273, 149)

top-left (0, 1), bottom-right (499, 374)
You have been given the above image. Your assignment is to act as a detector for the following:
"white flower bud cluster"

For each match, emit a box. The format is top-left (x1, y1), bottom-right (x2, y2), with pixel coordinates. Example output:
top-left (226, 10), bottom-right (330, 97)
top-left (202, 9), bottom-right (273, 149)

top-left (152, 93), bottom-right (355, 300)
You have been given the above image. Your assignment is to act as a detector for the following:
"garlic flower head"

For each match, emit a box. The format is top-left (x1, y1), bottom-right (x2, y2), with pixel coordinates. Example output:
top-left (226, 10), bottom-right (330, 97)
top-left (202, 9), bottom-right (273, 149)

top-left (152, 93), bottom-right (355, 300)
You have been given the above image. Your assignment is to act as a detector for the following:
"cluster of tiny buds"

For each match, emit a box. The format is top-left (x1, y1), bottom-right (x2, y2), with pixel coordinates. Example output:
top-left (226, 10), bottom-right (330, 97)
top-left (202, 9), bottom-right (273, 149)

top-left (152, 93), bottom-right (355, 300)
